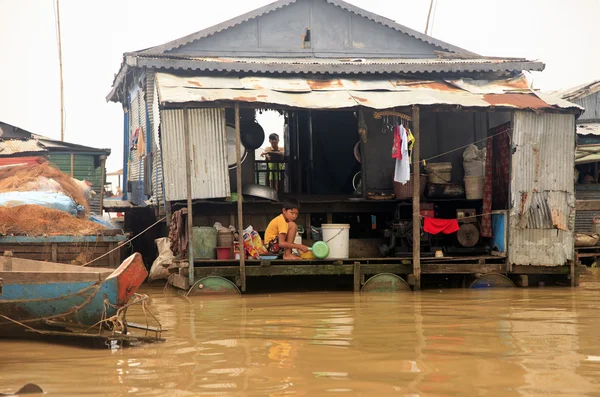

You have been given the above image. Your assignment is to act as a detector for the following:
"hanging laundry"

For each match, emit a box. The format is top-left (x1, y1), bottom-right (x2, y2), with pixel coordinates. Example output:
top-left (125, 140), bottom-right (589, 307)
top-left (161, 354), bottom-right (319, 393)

top-left (394, 124), bottom-right (410, 184)
top-left (392, 125), bottom-right (401, 159)
top-left (423, 218), bottom-right (460, 235)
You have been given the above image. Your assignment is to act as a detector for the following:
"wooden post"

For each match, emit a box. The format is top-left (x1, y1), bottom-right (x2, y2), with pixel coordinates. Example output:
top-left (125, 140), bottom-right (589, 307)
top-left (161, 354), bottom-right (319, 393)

top-left (183, 107), bottom-right (195, 287)
top-left (353, 262), bottom-right (361, 293)
top-left (412, 106), bottom-right (421, 291)
top-left (570, 260), bottom-right (575, 287)
top-left (235, 104), bottom-right (247, 292)
top-left (56, 0), bottom-right (65, 142)
top-left (70, 153), bottom-right (74, 177)
top-left (2, 251), bottom-right (12, 271)
top-left (99, 155), bottom-right (106, 216)
top-left (51, 243), bottom-right (58, 263)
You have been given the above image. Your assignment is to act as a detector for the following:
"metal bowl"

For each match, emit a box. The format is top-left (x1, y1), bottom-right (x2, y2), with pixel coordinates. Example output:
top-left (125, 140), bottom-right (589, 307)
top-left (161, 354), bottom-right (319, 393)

top-left (242, 184), bottom-right (279, 201)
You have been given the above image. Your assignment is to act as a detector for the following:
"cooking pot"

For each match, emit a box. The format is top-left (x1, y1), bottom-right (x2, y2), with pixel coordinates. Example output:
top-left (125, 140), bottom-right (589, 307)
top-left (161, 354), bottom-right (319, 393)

top-left (226, 125), bottom-right (248, 169)
top-left (240, 120), bottom-right (265, 150)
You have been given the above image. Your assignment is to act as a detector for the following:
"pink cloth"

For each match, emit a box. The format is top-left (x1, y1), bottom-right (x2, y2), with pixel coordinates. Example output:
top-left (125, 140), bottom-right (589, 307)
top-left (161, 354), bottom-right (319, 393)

top-left (392, 125), bottom-right (402, 159)
top-left (423, 218), bottom-right (460, 235)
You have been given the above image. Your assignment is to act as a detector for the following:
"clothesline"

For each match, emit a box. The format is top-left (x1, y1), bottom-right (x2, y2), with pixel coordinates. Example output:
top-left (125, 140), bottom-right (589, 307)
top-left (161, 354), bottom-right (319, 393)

top-left (411, 210), bottom-right (506, 220)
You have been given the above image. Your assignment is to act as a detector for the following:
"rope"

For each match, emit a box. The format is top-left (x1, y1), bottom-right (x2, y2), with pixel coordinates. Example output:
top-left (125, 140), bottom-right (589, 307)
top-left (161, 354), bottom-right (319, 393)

top-left (419, 130), bottom-right (509, 165)
top-left (81, 216), bottom-right (167, 267)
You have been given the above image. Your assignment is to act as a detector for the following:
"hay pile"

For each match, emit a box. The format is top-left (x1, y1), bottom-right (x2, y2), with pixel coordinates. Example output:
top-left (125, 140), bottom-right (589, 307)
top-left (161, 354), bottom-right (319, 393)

top-left (0, 162), bottom-right (89, 213)
top-left (0, 205), bottom-right (103, 236)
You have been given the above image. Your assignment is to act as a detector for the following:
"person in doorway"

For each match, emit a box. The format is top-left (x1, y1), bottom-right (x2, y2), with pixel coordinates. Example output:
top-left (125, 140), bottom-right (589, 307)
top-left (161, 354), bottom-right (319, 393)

top-left (264, 199), bottom-right (308, 260)
top-left (261, 133), bottom-right (285, 191)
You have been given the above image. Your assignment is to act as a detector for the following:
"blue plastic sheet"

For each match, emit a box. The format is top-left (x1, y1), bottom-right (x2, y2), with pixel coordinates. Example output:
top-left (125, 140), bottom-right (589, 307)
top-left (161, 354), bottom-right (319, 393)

top-left (0, 191), bottom-right (83, 216)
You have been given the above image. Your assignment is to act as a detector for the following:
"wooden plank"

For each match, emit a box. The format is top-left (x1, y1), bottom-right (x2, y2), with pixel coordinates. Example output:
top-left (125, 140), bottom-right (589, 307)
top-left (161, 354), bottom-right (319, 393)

top-left (361, 264), bottom-right (412, 274)
top-left (576, 200), bottom-right (600, 211)
top-left (169, 273), bottom-right (190, 290)
top-left (0, 235), bottom-right (126, 243)
top-left (421, 263), bottom-right (506, 274)
top-left (509, 265), bottom-right (570, 275)
top-left (0, 271), bottom-right (104, 284)
top-left (412, 105), bottom-right (421, 291)
top-left (51, 244), bottom-right (58, 262)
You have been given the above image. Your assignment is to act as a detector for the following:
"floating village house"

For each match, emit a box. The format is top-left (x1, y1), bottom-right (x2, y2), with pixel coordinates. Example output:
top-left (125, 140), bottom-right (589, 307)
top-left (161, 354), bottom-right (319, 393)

top-left (107, 0), bottom-right (582, 292)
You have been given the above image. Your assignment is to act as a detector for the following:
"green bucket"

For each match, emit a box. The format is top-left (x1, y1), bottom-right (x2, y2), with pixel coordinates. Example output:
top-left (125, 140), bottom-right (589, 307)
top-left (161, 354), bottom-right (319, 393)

top-left (310, 241), bottom-right (330, 259)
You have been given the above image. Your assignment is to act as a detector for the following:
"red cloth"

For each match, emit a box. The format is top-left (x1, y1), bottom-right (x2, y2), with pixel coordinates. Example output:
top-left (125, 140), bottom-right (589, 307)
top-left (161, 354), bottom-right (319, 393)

top-left (423, 218), bottom-right (460, 235)
top-left (392, 125), bottom-right (402, 159)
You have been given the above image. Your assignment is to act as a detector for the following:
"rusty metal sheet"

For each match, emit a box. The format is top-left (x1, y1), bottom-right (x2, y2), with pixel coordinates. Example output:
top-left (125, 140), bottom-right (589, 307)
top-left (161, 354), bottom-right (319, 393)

top-left (576, 143), bottom-right (600, 164)
top-left (509, 111), bottom-right (576, 266)
top-left (577, 123), bottom-right (600, 136)
top-left (160, 108), bottom-right (230, 201)
top-left (155, 72), bottom-right (582, 112)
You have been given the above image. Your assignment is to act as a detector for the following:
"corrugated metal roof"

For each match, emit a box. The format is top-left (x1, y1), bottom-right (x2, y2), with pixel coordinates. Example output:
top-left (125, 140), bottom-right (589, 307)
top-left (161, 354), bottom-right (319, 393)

top-left (509, 112), bottom-right (576, 266)
top-left (161, 108), bottom-right (230, 201)
top-left (131, 55), bottom-right (544, 76)
top-left (577, 123), bottom-right (600, 136)
top-left (155, 72), bottom-right (582, 112)
top-left (0, 139), bottom-right (45, 156)
top-left (136, 0), bottom-right (476, 57)
top-left (557, 80), bottom-right (600, 101)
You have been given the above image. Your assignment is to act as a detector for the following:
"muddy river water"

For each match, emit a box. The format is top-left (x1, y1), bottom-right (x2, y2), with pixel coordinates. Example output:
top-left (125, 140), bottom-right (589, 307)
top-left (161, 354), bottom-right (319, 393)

top-left (3, 273), bottom-right (600, 396)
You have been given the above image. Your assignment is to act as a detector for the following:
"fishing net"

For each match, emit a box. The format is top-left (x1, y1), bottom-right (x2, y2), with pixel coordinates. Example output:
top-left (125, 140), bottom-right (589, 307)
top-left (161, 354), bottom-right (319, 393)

top-left (0, 162), bottom-right (90, 213)
top-left (0, 205), bottom-right (103, 236)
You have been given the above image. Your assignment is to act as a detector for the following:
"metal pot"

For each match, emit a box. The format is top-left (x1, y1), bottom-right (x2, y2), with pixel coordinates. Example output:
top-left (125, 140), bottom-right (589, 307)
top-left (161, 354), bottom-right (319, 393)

top-left (240, 120), bottom-right (265, 150)
top-left (226, 125), bottom-right (248, 169)
top-left (242, 184), bottom-right (279, 201)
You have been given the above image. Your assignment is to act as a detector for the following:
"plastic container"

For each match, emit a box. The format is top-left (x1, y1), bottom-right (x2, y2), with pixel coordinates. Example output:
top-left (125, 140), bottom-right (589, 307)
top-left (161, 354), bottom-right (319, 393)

top-left (394, 174), bottom-right (427, 199)
top-left (593, 216), bottom-right (600, 235)
top-left (217, 229), bottom-right (234, 249)
top-left (192, 226), bottom-right (218, 259)
top-left (216, 247), bottom-right (232, 260)
top-left (321, 224), bottom-right (350, 259)
top-left (464, 176), bottom-right (484, 200)
top-left (310, 241), bottom-right (330, 259)
top-left (426, 162), bottom-right (452, 184)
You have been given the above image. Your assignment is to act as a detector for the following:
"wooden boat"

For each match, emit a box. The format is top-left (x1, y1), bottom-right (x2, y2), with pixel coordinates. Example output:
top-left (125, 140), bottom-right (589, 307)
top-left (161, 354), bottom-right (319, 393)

top-left (0, 252), bottom-right (148, 335)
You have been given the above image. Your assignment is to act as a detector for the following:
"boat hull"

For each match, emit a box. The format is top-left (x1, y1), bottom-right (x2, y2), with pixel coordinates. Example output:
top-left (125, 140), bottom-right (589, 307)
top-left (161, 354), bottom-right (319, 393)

top-left (0, 253), bottom-right (147, 332)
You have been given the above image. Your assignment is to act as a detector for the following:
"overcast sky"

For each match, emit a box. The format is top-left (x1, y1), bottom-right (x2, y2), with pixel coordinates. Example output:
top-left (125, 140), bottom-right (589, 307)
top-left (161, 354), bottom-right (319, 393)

top-left (0, 0), bottom-right (598, 172)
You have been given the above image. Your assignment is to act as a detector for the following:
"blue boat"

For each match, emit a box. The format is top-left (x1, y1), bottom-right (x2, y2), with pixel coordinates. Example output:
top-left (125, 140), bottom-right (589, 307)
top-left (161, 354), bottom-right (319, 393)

top-left (0, 252), bottom-right (148, 335)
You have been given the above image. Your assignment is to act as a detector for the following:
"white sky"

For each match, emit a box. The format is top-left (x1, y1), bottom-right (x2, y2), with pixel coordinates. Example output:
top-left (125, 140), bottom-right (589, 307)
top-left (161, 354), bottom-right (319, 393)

top-left (0, 0), bottom-right (598, 172)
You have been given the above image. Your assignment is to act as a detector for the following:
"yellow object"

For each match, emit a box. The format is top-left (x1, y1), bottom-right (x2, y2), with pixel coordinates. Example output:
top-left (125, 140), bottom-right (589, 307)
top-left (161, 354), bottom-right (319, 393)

top-left (264, 214), bottom-right (289, 243)
top-left (301, 251), bottom-right (315, 259)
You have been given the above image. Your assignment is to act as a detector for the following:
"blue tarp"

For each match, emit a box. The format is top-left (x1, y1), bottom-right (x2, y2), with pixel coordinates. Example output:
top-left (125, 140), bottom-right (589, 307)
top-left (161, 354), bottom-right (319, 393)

top-left (0, 191), bottom-right (84, 216)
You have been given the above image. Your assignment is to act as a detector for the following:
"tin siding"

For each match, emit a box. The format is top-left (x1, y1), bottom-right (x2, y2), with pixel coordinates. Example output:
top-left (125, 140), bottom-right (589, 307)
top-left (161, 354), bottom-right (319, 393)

top-left (573, 92), bottom-right (600, 123)
top-left (161, 108), bottom-right (230, 201)
top-left (146, 72), bottom-right (165, 209)
top-left (509, 112), bottom-right (576, 266)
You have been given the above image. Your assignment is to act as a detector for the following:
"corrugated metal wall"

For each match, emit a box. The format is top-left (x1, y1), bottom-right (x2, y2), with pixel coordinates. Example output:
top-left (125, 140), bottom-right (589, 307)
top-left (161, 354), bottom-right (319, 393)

top-left (575, 189), bottom-right (600, 232)
top-left (146, 72), bottom-right (165, 210)
top-left (573, 92), bottom-right (600, 122)
top-left (509, 112), bottom-right (576, 266)
top-left (161, 108), bottom-right (230, 201)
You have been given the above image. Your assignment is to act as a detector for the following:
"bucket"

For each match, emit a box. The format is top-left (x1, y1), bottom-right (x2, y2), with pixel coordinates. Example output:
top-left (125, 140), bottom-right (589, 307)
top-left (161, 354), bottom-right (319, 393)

top-left (464, 176), bottom-right (484, 200)
top-left (192, 226), bottom-right (218, 259)
top-left (321, 224), bottom-right (350, 259)
top-left (216, 246), bottom-right (232, 260)
top-left (426, 162), bottom-right (452, 184)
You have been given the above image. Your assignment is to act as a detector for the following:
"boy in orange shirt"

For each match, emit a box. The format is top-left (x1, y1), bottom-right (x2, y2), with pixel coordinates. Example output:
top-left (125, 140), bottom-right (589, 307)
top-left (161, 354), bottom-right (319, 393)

top-left (264, 199), bottom-right (309, 260)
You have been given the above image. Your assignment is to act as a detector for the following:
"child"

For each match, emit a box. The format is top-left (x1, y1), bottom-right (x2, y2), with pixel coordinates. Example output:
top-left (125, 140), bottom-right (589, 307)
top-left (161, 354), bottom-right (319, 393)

top-left (264, 199), bottom-right (309, 260)
top-left (260, 133), bottom-right (284, 191)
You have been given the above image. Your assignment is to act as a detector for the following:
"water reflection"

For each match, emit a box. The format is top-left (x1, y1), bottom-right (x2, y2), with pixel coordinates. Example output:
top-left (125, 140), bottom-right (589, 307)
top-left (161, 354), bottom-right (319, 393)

top-left (3, 276), bottom-right (600, 396)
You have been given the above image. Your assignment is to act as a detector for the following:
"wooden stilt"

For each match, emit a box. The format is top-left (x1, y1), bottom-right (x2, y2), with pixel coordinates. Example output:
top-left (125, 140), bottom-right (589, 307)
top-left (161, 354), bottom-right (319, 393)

top-left (412, 106), bottom-right (421, 291)
top-left (183, 107), bottom-right (195, 287)
top-left (235, 104), bottom-right (247, 292)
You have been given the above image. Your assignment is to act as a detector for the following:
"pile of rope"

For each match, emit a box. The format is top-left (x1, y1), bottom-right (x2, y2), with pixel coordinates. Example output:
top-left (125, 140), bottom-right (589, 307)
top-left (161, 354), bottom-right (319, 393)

top-left (0, 162), bottom-right (90, 213)
top-left (0, 205), bottom-right (103, 236)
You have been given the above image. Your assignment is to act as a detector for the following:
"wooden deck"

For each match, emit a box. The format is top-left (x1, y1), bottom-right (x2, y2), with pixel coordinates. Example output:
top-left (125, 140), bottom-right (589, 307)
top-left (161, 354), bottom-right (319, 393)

top-left (167, 255), bottom-right (581, 292)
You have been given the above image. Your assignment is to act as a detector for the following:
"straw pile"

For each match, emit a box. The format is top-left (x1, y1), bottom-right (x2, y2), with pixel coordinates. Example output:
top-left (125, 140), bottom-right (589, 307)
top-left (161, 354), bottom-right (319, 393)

top-left (0, 162), bottom-right (89, 213)
top-left (0, 205), bottom-right (103, 236)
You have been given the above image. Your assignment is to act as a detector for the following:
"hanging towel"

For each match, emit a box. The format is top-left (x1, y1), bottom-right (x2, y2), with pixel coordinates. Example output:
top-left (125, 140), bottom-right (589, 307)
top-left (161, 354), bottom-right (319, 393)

top-left (394, 125), bottom-right (410, 184)
top-left (392, 125), bottom-right (402, 159)
top-left (423, 218), bottom-right (460, 235)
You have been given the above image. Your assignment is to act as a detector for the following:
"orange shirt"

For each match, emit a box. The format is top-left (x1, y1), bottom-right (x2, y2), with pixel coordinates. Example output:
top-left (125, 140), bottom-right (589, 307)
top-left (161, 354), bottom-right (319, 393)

top-left (264, 214), bottom-right (288, 243)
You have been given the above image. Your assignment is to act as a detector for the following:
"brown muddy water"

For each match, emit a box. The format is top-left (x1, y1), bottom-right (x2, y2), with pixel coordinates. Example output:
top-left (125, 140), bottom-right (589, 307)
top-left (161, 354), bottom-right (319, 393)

top-left (3, 272), bottom-right (600, 397)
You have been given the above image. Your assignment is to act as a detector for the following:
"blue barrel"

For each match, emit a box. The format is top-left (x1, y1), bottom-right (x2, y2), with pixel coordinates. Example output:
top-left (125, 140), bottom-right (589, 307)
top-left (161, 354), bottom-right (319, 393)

top-left (192, 227), bottom-right (217, 259)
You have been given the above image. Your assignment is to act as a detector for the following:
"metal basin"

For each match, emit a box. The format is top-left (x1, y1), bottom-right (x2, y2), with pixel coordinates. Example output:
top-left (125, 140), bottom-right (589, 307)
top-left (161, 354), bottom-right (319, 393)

top-left (242, 184), bottom-right (278, 201)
